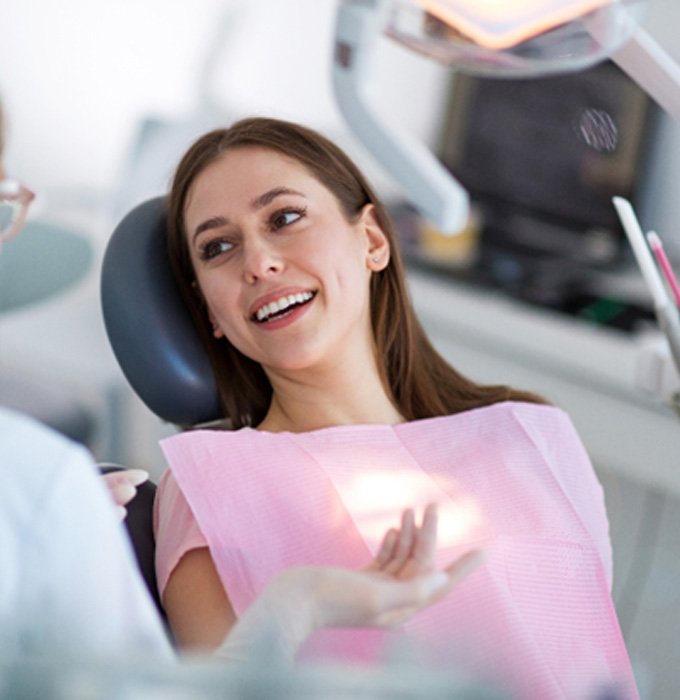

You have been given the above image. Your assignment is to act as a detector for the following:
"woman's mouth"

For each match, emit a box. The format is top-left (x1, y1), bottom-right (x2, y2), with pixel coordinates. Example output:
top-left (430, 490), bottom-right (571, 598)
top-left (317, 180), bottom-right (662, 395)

top-left (252, 291), bottom-right (316, 324)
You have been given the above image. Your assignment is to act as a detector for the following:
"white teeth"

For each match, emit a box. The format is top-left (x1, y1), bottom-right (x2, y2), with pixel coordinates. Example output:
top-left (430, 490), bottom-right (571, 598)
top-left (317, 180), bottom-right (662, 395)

top-left (255, 291), bottom-right (314, 322)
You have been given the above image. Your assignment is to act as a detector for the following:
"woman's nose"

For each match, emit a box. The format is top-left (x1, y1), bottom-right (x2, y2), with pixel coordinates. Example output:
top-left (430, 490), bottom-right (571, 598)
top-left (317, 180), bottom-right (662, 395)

top-left (242, 238), bottom-right (284, 284)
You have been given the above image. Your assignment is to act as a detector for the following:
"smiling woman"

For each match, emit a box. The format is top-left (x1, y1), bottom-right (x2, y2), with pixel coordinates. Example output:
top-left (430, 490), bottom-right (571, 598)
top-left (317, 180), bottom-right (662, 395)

top-left (181, 144), bottom-right (392, 407)
top-left (155, 117), bottom-right (639, 699)
top-left (166, 118), bottom-right (542, 429)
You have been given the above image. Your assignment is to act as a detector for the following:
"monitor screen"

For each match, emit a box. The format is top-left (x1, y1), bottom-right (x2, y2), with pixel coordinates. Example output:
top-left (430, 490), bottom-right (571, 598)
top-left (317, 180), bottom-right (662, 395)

top-left (436, 60), bottom-right (657, 242)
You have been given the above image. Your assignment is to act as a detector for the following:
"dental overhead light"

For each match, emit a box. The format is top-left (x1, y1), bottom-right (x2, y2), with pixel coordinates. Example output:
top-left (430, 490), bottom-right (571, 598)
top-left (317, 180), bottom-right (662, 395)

top-left (388, 0), bottom-right (646, 76)
top-left (332, 0), bottom-right (680, 234)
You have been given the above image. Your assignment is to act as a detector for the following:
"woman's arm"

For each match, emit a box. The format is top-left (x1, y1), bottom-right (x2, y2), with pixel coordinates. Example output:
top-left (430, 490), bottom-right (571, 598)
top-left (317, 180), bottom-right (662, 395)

top-left (163, 547), bottom-right (238, 651)
top-left (163, 504), bottom-right (481, 657)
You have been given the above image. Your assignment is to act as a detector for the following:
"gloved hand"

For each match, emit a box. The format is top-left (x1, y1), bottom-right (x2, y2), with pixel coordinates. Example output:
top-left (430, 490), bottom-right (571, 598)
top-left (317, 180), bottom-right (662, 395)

top-left (213, 503), bottom-right (482, 665)
top-left (100, 468), bottom-right (150, 521)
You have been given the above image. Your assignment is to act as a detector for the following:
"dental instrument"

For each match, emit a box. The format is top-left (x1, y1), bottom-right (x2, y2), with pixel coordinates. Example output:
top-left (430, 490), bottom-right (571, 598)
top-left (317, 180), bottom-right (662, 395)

top-left (646, 230), bottom-right (680, 309)
top-left (613, 197), bottom-right (680, 383)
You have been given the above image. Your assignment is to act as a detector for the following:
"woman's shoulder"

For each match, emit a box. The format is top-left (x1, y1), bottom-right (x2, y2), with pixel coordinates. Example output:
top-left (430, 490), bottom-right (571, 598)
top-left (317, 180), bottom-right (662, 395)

top-left (159, 427), bottom-right (259, 465)
top-left (397, 400), bottom-right (569, 434)
top-left (466, 400), bottom-right (563, 419)
top-left (486, 400), bottom-right (570, 426)
top-left (161, 426), bottom-right (254, 446)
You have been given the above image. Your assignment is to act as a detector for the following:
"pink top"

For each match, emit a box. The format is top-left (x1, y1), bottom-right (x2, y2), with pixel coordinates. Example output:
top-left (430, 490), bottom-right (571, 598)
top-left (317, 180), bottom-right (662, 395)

top-left (155, 401), bottom-right (637, 699)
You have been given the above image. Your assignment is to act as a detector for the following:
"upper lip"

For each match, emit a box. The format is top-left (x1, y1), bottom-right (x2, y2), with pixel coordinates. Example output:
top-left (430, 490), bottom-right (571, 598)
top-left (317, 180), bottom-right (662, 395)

top-left (248, 287), bottom-right (316, 320)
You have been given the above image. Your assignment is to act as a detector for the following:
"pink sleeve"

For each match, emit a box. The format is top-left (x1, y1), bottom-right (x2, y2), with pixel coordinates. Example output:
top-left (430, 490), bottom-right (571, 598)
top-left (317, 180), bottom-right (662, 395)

top-left (153, 469), bottom-right (208, 598)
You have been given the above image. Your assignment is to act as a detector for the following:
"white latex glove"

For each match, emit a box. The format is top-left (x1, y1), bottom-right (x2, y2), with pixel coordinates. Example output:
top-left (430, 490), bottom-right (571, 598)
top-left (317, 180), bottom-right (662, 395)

top-left (100, 468), bottom-right (150, 521)
top-left (213, 504), bottom-right (483, 665)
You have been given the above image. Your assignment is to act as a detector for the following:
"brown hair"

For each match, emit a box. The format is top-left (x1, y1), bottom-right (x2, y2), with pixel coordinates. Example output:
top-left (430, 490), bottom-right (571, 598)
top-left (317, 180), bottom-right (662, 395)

top-left (167, 117), bottom-right (545, 428)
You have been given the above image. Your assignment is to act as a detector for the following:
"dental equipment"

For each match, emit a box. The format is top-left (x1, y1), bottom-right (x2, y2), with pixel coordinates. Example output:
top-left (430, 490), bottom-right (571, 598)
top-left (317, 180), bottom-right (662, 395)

top-left (613, 198), bottom-right (680, 379)
top-left (332, 0), bottom-right (680, 234)
top-left (646, 230), bottom-right (680, 309)
top-left (333, 0), bottom-right (470, 234)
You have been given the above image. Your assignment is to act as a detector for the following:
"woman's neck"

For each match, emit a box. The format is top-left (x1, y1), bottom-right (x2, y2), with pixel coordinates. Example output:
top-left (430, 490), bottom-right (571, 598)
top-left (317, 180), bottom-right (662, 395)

top-left (257, 359), bottom-right (403, 433)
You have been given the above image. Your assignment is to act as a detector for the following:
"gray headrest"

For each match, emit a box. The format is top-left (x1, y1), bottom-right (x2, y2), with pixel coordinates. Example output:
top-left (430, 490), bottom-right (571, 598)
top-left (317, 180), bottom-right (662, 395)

top-left (100, 197), bottom-right (221, 426)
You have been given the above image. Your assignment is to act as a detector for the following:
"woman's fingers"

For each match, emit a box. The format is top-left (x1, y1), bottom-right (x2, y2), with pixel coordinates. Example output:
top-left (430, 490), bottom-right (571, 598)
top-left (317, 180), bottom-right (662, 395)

top-left (370, 549), bottom-right (485, 627)
top-left (429, 549), bottom-right (485, 603)
top-left (379, 504), bottom-right (439, 578)
top-left (398, 503), bottom-right (438, 577)
top-left (381, 508), bottom-right (416, 575)
top-left (366, 527), bottom-right (400, 571)
top-left (445, 549), bottom-right (485, 582)
top-left (371, 503), bottom-right (473, 581)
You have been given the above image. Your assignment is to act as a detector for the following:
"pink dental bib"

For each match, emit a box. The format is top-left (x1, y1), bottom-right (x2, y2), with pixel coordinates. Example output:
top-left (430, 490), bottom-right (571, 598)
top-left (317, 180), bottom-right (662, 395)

top-left (157, 402), bottom-right (638, 699)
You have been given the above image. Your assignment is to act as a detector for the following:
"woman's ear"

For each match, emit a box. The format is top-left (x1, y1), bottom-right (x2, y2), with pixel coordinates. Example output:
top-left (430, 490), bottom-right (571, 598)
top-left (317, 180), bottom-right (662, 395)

top-left (360, 204), bottom-right (390, 272)
top-left (207, 308), bottom-right (225, 339)
top-left (194, 279), bottom-right (224, 339)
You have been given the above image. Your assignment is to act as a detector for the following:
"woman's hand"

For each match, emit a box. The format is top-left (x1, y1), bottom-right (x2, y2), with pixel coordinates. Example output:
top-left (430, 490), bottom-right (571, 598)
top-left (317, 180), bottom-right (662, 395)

top-left (305, 503), bottom-right (482, 629)
top-left (366, 502), bottom-right (440, 578)
top-left (100, 468), bottom-right (149, 521)
top-left (267, 504), bottom-right (482, 631)
top-left (214, 504), bottom-right (482, 664)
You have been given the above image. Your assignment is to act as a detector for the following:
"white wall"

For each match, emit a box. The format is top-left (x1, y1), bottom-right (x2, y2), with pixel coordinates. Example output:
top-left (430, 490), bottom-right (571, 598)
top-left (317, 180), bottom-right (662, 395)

top-left (0, 0), bottom-right (449, 206)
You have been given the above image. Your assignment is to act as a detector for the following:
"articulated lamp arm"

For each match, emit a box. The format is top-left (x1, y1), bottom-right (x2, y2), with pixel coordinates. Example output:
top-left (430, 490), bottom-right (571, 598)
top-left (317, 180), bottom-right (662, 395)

top-left (332, 0), bottom-right (470, 235)
top-left (609, 23), bottom-right (680, 395)
top-left (611, 25), bottom-right (680, 126)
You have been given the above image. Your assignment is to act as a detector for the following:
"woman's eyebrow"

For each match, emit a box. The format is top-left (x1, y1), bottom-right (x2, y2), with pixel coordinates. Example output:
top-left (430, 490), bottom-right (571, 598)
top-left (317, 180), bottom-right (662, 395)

top-left (251, 187), bottom-right (305, 210)
top-left (193, 216), bottom-right (228, 243)
top-left (192, 188), bottom-right (305, 242)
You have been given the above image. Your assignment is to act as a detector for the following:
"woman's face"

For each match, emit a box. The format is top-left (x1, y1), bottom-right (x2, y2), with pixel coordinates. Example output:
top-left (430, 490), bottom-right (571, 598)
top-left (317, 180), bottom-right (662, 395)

top-left (183, 146), bottom-right (389, 375)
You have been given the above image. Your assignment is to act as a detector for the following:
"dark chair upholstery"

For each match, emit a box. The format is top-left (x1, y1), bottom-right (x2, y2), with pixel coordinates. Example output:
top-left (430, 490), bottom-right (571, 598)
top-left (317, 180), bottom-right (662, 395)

top-left (100, 196), bottom-right (221, 427)
top-left (99, 465), bottom-right (165, 623)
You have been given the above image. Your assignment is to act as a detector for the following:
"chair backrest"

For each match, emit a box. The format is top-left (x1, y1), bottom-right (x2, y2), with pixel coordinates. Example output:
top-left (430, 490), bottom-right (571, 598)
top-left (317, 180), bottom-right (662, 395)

top-left (100, 197), bottom-right (222, 427)
top-left (100, 200), bottom-right (221, 638)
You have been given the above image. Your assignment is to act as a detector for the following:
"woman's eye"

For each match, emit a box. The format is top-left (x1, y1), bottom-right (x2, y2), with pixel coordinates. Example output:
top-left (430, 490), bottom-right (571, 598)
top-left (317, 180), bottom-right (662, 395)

top-left (199, 239), bottom-right (234, 261)
top-left (271, 208), bottom-right (305, 229)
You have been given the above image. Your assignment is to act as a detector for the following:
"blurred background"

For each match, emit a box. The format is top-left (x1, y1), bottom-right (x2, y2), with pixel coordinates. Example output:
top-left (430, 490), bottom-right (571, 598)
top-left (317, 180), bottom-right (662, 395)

top-left (1, 1), bottom-right (680, 697)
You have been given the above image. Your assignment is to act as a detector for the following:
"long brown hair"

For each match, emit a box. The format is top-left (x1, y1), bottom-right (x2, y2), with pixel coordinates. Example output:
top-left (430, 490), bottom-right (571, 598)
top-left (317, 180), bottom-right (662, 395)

top-left (167, 117), bottom-right (545, 428)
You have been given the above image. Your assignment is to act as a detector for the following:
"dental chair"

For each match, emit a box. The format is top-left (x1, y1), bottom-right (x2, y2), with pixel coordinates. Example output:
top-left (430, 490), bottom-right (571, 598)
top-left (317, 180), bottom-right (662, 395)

top-left (101, 196), bottom-right (221, 428)
top-left (100, 197), bottom-right (224, 624)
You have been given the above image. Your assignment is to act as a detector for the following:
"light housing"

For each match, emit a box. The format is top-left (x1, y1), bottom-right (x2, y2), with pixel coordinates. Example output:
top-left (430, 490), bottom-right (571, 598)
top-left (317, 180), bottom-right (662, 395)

top-left (332, 0), bottom-right (680, 235)
top-left (387, 0), bottom-right (647, 78)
